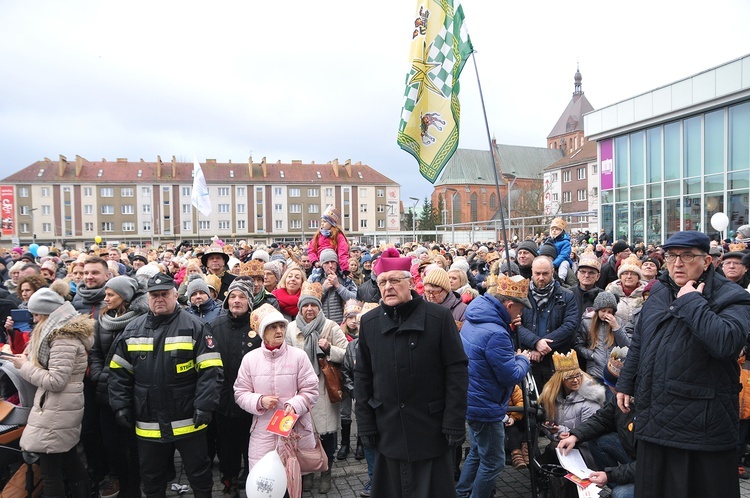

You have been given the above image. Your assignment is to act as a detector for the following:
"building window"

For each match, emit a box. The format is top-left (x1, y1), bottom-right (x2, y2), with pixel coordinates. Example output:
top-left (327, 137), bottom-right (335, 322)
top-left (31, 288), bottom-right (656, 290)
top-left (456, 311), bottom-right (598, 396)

top-left (591, 163), bottom-right (598, 175)
top-left (121, 188), bottom-right (134, 197)
top-left (577, 189), bottom-right (587, 201)
top-left (41, 187), bottom-right (50, 197)
top-left (219, 204), bottom-right (230, 213)
top-left (289, 204), bottom-right (301, 214)
top-left (551, 173), bottom-right (558, 182)
top-left (377, 204), bottom-right (385, 213)
top-left (142, 221), bottom-right (152, 232)
top-left (237, 204), bottom-right (246, 214)
top-left (101, 222), bottom-right (114, 232)
top-left (181, 187), bottom-right (191, 196)
top-left (552, 193), bottom-right (559, 202)
top-left (360, 219), bottom-right (368, 229)
top-left (20, 206), bottom-right (29, 215)
top-left (237, 187), bottom-right (246, 196)
top-left (122, 222), bottom-right (135, 232)
top-left (19, 188), bottom-right (29, 198)
top-left (325, 188), bottom-right (333, 197)
top-left (182, 204), bottom-right (191, 214)
top-left (577, 167), bottom-right (586, 180)
top-left (308, 219), bottom-right (319, 229)
top-left (122, 205), bottom-right (134, 215)
top-left (274, 204), bottom-right (283, 213)
top-left (141, 187), bottom-right (151, 196)
top-left (183, 221), bottom-right (192, 230)
top-left (563, 171), bottom-right (571, 182)
top-left (199, 221), bottom-right (210, 230)
top-left (289, 188), bottom-right (301, 197)
top-left (84, 205), bottom-right (93, 215)
top-left (101, 205), bottom-right (114, 215)
top-left (376, 189), bottom-right (384, 197)
top-left (218, 187), bottom-right (230, 196)
top-left (237, 220), bottom-right (246, 230)
top-left (592, 187), bottom-right (598, 197)
top-left (308, 204), bottom-right (319, 214)
top-left (42, 223), bottom-right (51, 232)
top-left (377, 219), bottom-right (385, 228)
top-left (101, 187), bottom-right (114, 197)
top-left (360, 188), bottom-right (367, 198)
top-left (275, 220), bottom-right (283, 229)
top-left (489, 194), bottom-right (497, 210)
top-left (274, 187), bottom-right (282, 197)
top-left (84, 222), bottom-right (93, 232)
top-left (563, 191), bottom-right (572, 203)
top-left (218, 220), bottom-right (230, 230)
top-left (308, 188), bottom-right (319, 197)
top-left (41, 205), bottom-right (50, 215)
top-left (143, 204), bottom-right (151, 214)
top-left (470, 193), bottom-right (478, 222)
top-left (360, 204), bottom-right (367, 213)
top-left (289, 219), bottom-right (301, 229)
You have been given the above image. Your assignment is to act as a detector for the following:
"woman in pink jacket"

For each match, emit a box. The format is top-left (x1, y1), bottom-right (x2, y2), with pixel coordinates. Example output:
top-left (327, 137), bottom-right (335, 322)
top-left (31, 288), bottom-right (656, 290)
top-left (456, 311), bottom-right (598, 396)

top-left (234, 303), bottom-right (319, 474)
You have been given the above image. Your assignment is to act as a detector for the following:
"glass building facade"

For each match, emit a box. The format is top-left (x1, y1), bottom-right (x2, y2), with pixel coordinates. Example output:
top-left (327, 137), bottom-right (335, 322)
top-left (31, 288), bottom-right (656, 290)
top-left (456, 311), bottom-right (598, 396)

top-left (587, 54), bottom-right (750, 246)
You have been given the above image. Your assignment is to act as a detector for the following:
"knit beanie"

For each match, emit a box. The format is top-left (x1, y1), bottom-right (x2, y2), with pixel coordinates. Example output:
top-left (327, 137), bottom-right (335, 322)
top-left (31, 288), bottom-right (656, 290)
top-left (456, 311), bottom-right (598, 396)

top-left (322, 205), bottom-right (340, 227)
top-left (612, 240), bottom-right (630, 255)
top-left (251, 250), bottom-right (270, 263)
top-left (28, 288), bottom-right (65, 315)
top-left (422, 267), bottom-right (451, 293)
top-left (187, 276), bottom-right (210, 298)
top-left (264, 261), bottom-right (283, 282)
top-left (539, 242), bottom-right (557, 259)
top-left (517, 241), bottom-right (539, 258)
top-left (593, 291), bottom-right (618, 311)
top-left (104, 276), bottom-right (139, 303)
top-left (319, 249), bottom-right (338, 265)
top-left (223, 278), bottom-right (255, 310)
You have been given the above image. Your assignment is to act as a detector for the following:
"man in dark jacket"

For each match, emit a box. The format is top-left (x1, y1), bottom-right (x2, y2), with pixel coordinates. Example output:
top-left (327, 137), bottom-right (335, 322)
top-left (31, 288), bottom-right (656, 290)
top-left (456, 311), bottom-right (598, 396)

top-left (355, 248), bottom-right (468, 498)
top-left (517, 257), bottom-right (579, 389)
top-left (456, 275), bottom-right (531, 498)
top-left (617, 231), bottom-right (750, 498)
top-left (109, 273), bottom-right (223, 498)
top-left (597, 241), bottom-right (631, 290)
top-left (570, 254), bottom-right (603, 327)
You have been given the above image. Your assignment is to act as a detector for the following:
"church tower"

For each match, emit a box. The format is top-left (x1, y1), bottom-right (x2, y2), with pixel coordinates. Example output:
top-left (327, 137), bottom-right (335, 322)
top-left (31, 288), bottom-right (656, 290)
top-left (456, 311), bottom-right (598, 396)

top-left (547, 65), bottom-right (594, 153)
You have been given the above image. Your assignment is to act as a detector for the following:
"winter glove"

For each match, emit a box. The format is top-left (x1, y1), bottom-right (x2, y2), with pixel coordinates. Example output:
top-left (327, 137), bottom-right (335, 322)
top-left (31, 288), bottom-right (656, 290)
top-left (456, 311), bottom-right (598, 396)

top-left (445, 432), bottom-right (466, 448)
top-left (193, 409), bottom-right (212, 428)
top-left (115, 408), bottom-right (133, 429)
top-left (360, 435), bottom-right (378, 449)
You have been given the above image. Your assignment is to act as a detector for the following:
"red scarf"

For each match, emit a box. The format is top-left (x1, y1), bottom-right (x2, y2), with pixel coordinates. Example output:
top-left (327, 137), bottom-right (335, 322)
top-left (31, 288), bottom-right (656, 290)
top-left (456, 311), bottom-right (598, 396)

top-left (272, 287), bottom-right (300, 317)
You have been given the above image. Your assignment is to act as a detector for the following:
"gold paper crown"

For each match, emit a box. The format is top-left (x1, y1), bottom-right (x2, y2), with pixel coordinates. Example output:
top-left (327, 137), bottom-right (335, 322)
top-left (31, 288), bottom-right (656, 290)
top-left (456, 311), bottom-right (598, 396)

top-left (300, 281), bottom-right (323, 301)
top-left (250, 303), bottom-right (281, 335)
top-left (578, 250), bottom-right (601, 271)
top-left (606, 346), bottom-right (629, 378)
top-left (204, 274), bottom-right (221, 293)
top-left (235, 260), bottom-right (265, 277)
top-left (485, 251), bottom-right (500, 265)
top-left (552, 350), bottom-right (580, 373)
top-left (729, 242), bottom-right (747, 252)
top-left (344, 299), bottom-right (362, 317)
top-left (360, 302), bottom-right (378, 315)
top-left (495, 274), bottom-right (529, 301)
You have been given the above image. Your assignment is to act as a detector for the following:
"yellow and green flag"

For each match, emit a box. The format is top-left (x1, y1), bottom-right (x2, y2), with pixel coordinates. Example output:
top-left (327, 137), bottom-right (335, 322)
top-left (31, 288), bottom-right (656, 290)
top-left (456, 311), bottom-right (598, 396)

top-left (397, 0), bottom-right (473, 184)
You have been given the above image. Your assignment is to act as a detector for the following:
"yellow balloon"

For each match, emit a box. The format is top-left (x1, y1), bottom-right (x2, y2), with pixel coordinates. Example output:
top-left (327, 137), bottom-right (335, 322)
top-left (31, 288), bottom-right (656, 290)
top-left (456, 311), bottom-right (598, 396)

top-left (94, 236), bottom-right (102, 244)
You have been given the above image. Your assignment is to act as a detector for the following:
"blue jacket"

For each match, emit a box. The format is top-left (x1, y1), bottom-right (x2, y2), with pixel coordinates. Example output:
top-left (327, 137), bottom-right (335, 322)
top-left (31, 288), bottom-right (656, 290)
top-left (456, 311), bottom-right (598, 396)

top-left (617, 266), bottom-right (750, 451)
top-left (550, 231), bottom-right (573, 270)
top-left (461, 294), bottom-right (530, 422)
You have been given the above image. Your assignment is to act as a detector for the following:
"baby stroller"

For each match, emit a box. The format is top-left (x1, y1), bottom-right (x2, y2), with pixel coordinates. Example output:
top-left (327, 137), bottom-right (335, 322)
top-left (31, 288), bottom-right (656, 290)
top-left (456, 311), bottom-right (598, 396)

top-left (0, 359), bottom-right (40, 498)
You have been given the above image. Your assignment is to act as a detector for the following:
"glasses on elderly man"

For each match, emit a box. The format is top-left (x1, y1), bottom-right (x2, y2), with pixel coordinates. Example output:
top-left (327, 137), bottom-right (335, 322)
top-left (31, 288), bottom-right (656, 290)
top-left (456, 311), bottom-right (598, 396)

top-left (664, 252), bottom-right (705, 263)
top-left (376, 276), bottom-right (411, 287)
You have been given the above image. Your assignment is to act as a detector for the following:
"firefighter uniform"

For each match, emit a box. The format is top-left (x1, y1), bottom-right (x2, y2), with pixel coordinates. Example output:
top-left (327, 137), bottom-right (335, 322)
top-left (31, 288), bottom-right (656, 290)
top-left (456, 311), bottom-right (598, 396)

top-left (108, 274), bottom-right (223, 498)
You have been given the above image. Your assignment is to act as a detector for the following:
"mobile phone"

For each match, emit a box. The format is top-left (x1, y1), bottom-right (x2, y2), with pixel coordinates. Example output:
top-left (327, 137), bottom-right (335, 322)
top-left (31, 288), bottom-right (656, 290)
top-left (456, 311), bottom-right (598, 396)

top-left (0, 352), bottom-right (14, 358)
top-left (10, 309), bottom-right (33, 323)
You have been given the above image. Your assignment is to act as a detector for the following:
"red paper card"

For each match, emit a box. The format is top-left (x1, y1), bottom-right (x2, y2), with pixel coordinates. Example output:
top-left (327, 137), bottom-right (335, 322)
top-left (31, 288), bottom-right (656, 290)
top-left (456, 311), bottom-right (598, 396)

top-left (266, 410), bottom-right (299, 437)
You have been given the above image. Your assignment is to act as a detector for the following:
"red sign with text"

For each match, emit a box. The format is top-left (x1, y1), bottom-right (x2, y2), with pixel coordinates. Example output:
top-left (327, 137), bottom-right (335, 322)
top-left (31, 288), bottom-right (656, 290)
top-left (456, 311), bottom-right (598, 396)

top-left (0, 186), bottom-right (14, 236)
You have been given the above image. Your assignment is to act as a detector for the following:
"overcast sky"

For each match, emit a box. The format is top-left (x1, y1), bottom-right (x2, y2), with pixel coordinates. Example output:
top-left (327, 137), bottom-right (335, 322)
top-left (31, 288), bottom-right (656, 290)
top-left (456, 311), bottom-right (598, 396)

top-left (1, 1), bottom-right (748, 202)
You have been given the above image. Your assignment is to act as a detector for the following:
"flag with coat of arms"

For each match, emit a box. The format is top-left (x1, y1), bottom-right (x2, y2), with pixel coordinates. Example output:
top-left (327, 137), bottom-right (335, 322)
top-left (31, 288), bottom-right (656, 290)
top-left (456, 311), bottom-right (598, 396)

top-left (397, 0), bottom-right (473, 184)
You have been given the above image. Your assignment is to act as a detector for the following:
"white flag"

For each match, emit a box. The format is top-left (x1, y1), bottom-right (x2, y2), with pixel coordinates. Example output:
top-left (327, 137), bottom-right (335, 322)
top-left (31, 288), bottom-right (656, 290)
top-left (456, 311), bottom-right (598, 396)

top-left (191, 157), bottom-right (212, 216)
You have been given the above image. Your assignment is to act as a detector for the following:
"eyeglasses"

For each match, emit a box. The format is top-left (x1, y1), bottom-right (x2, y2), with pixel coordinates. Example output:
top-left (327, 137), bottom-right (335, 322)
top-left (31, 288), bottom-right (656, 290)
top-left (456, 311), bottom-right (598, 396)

top-left (577, 269), bottom-right (598, 277)
top-left (423, 287), bottom-right (445, 296)
top-left (664, 252), bottom-right (705, 263)
top-left (563, 373), bottom-right (583, 382)
top-left (376, 276), bottom-right (411, 287)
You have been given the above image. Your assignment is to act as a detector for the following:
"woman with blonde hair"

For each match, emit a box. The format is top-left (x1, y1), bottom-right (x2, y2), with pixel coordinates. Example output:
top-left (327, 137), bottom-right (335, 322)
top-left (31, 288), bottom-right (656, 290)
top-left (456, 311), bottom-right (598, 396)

top-left (448, 267), bottom-right (478, 304)
top-left (272, 264), bottom-right (307, 321)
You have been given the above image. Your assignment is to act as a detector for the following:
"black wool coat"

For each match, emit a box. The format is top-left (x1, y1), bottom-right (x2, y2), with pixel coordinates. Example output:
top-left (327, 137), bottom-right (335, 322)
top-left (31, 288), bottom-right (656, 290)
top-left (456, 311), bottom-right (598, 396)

top-left (355, 292), bottom-right (468, 462)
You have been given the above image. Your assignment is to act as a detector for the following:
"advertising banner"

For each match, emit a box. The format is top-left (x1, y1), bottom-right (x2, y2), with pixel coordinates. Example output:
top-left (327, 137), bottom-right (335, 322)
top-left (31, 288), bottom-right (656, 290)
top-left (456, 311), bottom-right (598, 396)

top-left (0, 186), bottom-right (14, 236)
top-left (600, 139), bottom-right (614, 191)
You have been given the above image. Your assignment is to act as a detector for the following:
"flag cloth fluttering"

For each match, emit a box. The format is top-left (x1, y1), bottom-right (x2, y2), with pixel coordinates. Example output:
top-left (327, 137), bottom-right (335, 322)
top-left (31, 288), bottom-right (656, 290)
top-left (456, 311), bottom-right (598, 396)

top-left (191, 157), bottom-right (212, 216)
top-left (397, 0), bottom-right (473, 184)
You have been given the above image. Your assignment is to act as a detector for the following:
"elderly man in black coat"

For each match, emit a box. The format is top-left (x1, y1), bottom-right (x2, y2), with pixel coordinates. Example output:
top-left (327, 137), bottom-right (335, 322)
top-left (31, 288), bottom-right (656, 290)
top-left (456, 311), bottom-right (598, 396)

top-left (617, 231), bottom-right (750, 498)
top-left (355, 248), bottom-right (468, 498)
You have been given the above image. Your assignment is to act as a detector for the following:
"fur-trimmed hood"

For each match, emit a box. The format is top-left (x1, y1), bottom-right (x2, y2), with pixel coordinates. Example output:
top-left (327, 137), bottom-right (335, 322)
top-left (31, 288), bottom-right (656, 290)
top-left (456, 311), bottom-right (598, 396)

top-left (49, 314), bottom-right (95, 349)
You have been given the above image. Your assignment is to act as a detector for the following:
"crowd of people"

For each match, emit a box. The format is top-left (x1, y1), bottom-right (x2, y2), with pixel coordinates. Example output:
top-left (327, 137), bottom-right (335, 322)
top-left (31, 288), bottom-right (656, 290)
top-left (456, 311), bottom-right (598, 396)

top-left (0, 211), bottom-right (749, 498)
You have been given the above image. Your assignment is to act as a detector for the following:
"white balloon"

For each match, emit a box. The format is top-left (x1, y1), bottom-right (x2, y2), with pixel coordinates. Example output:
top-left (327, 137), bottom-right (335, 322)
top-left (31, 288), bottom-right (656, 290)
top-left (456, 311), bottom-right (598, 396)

top-left (37, 246), bottom-right (49, 257)
top-left (246, 450), bottom-right (287, 498)
top-left (711, 212), bottom-right (729, 232)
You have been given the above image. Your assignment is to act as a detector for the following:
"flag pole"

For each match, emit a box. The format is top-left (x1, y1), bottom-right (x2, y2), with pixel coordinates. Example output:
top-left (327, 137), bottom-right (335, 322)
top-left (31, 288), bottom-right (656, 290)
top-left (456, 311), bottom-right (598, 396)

top-left (470, 49), bottom-right (541, 497)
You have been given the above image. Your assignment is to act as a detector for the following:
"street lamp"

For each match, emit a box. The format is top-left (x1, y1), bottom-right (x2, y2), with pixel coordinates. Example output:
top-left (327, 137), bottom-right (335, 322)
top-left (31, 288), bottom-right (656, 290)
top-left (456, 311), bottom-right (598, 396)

top-left (502, 171), bottom-right (517, 220)
top-left (28, 207), bottom-right (38, 244)
top-left (301, 202), bottom-right (305, 244)
top-left (444, 188), bottom-right (458, 243)
top-left (409, 197), bottom-right (420, 244)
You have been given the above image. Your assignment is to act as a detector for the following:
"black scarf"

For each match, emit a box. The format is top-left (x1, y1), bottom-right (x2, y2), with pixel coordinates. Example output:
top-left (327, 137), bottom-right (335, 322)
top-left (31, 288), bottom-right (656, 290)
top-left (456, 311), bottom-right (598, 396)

top-left (530, 280), bottom-right (555, 309)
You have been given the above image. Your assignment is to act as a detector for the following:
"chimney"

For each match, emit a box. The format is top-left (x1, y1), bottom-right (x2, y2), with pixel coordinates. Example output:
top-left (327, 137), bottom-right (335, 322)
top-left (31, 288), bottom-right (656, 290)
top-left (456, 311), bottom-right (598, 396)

top-left (248, 156), bottom-right (253, 179)
top-left (331, 158), bottom-right (339, 178)
top-left (58, 155), bottom-right (68, 177)
top-left (171, 156), bottom-right (177, 178)
top-left (261, 157), bottom-right (267, 178)
top-left (344, 158), bottom-right (352, 178)
top-left (116, 158), bottom-right (127, 163)
top-left (76, 156), bottom-right (85, 177)
top-left (156, 155), bottom-right (163, 179)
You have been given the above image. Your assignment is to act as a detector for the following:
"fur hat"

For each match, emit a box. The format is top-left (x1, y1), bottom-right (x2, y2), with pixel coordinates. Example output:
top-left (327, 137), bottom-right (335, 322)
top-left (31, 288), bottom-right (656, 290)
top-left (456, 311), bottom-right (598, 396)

top-left (251, 250), bottom-right (270, 263)
top-left (187, 276), bottom-right (210, 298)
top-left (602, 347), bottom-right (629, 387)
top-left (593, 291), bottom-right (618, 312)
top-left (28, 288), bottom-right (65, 315)
top-left (105, 276), bottom-right (139, 303)
top-left (373, 247), bottom-right (411, 275)
top-left (251, 303), bottom-right (288, 340)
top-left (298, 282), bottom-right (323, 309)
top-left (320, 249), bottom-right (338, 265)
top-left (422, 267), bottom-right (451, 293)
top-left (552, 350), bottom-right (580, 373)
top-left (322, 205), bottom-right (341, 227)
top-left (550, 217), bottom-right (568, 232)
top-left (263, 261), bottom-right (283, 283)
top-left (617, 255), bottom-right (643, 279)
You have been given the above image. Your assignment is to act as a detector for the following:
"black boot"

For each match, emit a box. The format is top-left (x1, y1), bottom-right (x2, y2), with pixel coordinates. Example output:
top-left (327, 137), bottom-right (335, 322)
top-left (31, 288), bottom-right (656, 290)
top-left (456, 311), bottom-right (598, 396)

top-left (69, 480), bottom-right (91, 498)
top-left (354, 437), bottom-right (365, 460)
top-left (336, 422), bottom-right (351, 460)
top-left (193, 488), bottom-right (212, 498)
